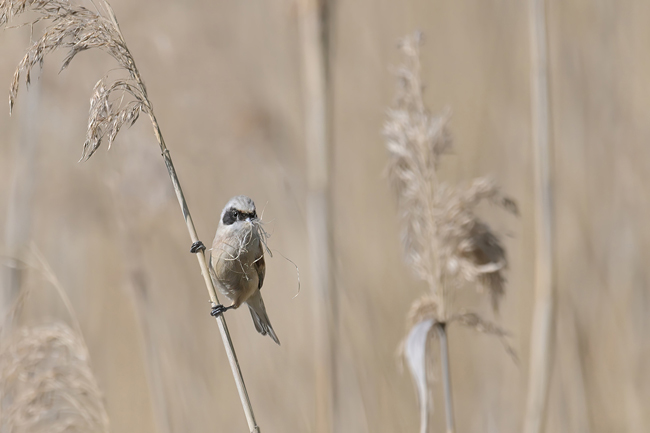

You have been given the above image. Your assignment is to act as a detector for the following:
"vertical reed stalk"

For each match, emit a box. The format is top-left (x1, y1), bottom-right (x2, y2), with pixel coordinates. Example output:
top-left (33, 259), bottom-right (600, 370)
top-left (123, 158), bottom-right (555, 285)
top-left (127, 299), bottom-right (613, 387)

top-left (435, 323), bottom-right (455, 433)
top-left (556, 297), bottom-right (590, 433)
top-left (2, 78), bottom-right (40, 315)
top-left (297, 0), bottom-right (335, 432)
top-left (524, 0), bottom-right (556, 432)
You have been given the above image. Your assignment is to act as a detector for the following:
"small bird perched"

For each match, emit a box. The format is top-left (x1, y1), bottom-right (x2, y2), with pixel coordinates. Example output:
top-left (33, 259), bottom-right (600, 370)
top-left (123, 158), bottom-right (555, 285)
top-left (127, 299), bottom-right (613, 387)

top-left (209, 195), bottom-right (280, 345)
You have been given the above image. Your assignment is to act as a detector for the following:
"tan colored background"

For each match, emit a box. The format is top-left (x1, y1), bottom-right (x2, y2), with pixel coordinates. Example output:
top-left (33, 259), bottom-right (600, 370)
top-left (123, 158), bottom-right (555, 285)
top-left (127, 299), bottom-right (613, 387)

top-left (1, 0), bottom-right (648, 432)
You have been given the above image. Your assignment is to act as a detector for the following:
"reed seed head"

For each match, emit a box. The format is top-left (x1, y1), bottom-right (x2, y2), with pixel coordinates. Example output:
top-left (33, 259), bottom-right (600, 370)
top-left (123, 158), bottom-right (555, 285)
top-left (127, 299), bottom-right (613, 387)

top-left (1, 0), bottom-right (150, 160)
top-left (387, 33), bottom-right (519, 432)
top-left (0, 322), bottom-right (110, 433)
top-left (383, 32), bottom-right (517, 317)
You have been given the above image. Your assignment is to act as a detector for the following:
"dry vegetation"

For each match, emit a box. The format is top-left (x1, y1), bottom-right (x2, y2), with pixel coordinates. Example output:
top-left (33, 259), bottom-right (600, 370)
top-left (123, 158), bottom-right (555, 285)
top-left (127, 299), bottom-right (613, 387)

top-left (0, 322), bottom-right (110, 433)
top-left (0, 1), bottom-right (646, 433)
top-left (0, 246), bottom-right (109, 433)
top-left (1, 0), bottom-right (147, 159)
top-left (384, 32), bottom-right (517, 433)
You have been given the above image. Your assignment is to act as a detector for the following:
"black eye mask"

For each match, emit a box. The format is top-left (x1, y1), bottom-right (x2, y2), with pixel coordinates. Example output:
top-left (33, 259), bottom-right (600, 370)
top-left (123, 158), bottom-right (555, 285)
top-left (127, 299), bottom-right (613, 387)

top-left (222, 208), bottom-right (256, 225)
top-left (222, 208), bottom-right (238, 225)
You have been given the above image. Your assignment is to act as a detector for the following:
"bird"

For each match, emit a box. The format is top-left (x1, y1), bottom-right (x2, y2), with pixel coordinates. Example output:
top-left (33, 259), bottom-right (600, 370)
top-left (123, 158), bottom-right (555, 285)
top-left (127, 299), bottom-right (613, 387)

top-left (209, 195), bottom-right (280, 345)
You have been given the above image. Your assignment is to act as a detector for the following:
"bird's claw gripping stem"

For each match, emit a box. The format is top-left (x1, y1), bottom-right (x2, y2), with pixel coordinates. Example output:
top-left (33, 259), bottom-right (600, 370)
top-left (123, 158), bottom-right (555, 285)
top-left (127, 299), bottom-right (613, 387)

top-left (190, 241), bottom-right (206, 253)
top-left (211, 303), bottom-right (233, 317)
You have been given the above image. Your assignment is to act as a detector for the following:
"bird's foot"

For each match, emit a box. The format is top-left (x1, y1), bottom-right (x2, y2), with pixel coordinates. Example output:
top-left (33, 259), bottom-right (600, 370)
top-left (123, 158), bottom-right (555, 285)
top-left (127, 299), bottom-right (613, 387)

top-left (190, 241), bottom-right (206, 253)
top-left (210, 303), bottom-right (233, 317)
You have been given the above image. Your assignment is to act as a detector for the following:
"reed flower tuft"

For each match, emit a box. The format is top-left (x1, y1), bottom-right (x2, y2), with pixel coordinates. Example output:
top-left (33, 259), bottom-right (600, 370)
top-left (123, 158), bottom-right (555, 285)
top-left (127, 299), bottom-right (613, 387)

top-left (0, 322), bottom-right (110, 433)
top-left (383, 32), bottom-right (517, 319)
top-left (2, 0), bottom-right (149, 160)
top-left (385, 32), bottom-right (517, 433)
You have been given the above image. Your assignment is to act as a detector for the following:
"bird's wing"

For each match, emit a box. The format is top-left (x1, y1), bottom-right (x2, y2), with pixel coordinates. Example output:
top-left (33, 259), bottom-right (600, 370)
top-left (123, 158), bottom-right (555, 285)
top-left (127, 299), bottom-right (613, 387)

top-left (255, 254), bottom-right (266, 290)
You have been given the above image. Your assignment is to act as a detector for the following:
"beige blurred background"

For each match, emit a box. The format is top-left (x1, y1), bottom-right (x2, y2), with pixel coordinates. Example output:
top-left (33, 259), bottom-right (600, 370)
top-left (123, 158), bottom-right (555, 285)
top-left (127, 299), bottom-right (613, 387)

top-left (0, 0), bottom-right (648, 432)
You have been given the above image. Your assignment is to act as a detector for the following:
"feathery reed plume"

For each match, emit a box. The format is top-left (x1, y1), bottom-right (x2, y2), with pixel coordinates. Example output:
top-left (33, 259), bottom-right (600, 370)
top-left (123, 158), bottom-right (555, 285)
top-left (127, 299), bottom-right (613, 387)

top-left (2, 0), bottom-right (144, 160)
top-left (0, 322), bottom-right (110, 433)
top-left (2, 1), bottom-right (261, 431)
top-left (0, 247), bottom-right (108, 433)
top-left (384, 32), bottom-right (517, 433)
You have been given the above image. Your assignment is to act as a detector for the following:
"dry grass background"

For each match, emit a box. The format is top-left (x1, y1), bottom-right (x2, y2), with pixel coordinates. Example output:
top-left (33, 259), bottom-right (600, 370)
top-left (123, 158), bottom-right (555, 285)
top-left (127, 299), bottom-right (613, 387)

top-left (0, 1), bottom-right (648, 432)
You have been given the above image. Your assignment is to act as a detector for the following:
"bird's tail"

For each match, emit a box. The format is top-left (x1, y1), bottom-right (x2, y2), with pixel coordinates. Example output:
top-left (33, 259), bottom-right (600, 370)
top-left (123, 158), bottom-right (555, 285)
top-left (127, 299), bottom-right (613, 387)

top-left (246, 291), bottom-right (280, 345)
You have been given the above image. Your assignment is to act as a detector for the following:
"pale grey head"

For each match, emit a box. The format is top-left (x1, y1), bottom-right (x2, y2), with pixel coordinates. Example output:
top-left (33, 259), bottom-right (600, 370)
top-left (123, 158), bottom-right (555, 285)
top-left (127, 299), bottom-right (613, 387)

top-left (220, 195), bottom-right (258, 226)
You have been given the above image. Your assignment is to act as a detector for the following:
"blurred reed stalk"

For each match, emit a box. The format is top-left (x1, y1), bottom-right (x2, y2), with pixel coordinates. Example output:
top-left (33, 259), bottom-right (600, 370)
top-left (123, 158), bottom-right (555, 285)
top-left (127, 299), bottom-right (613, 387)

top-left (385, 33), bottom-right (518, 433)
top-left (1, 74), bottom-right (40, 315)
top-left (297, 0), bottom-right (337, 432)
top-left (1, 1), bottom-right (259, 431)
top-left (523, 0), bottom-right (556, 432)
top-left (107, 178), bottom-right (173, 433)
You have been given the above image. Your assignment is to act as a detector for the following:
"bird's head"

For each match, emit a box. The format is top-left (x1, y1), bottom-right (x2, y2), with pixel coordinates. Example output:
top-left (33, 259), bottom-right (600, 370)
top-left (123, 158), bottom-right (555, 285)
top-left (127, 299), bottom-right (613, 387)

top-left (220, 195), bottom-right (258, 227)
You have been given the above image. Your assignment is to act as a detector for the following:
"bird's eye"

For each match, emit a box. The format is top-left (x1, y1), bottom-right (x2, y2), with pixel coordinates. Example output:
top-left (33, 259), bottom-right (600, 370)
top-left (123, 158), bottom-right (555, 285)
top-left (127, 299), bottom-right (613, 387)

top-left (232, 210), bottom-right (239, 218)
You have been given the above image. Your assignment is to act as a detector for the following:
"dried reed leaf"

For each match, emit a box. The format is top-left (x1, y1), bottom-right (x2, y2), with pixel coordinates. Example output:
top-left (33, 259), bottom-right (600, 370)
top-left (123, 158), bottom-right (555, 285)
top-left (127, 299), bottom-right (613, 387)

top-left (383, 32), bottom-right (517, 315)
top-left (0, 322), bottom-right (110, 433)
top-left (398, 296), bottom-right (440, 433)
top-left (1, 0), bottom-right (150, 160)
top-left (403, 318), bottom-right (435, 433)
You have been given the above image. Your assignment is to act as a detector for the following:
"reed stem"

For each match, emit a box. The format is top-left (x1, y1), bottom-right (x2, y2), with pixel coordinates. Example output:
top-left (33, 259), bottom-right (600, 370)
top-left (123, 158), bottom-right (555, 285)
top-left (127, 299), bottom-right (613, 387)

top-left (153, 88), bottom-right (260, 433)
top-left (297, 0), bottom-right (336, 432)
top-left (524, 0), bottom-right (555, 432)
top-left (2, 77), bottom-right (40, 316)
top-left (435, 322), bottom-right (455, 433)
top-left (108, 5), bottom-right (260, 432)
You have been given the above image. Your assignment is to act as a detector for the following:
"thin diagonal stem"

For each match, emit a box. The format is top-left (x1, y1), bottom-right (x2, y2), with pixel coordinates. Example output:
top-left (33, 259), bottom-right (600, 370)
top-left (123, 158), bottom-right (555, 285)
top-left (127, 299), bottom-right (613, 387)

top-left (107, 4), bottom-right (260, 432)
top-left (145, 60), bottom-right (260, 433)
top-left (158, 144), bottom-right (259, 433)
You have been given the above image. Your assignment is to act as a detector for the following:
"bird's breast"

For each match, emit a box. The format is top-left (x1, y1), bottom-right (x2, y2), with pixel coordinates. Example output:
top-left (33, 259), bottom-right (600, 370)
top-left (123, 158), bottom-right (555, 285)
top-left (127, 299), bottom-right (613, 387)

top-left (211, 224), bottom-right (262, 301)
